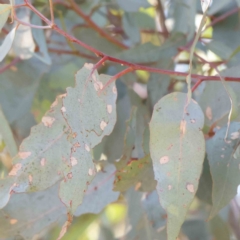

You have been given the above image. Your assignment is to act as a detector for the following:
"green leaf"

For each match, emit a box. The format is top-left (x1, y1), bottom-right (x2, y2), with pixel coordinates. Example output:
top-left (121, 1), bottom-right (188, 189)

top-left (116, 0), bottom-right (150, 12)
top-left (0, 106), bottom-right (17, 157)
top-left (210, 215), bottom-right (231, 240)
top-left (182, 220), bottom-right (210, 240)
top-left (125, 189), bottom-right (167, 240)
top-left (0, 58), bottom-right (48, 124)
top-left (196, 156), bottom-right (213, 204)
top-left (31, 14), bottom-right (52, 65)
top-left (0, 4), bottom-right (11, 32)
top-left (74, 163), bottom-right (119, 216)
top-left (116, 33), bottom-right (186, 64)
top-left (206, 122), bottom-right (240, 219)
top-left (0, 64), bottom-right (117, 213)
top-left (122, 12), bottom-right (140, 45)
top-left (0, 27), bottom-right (16, 62)
top-left (149, 92), bottom-right (205, 240)
top-left (142, 191), bottom-right (166, 230)
top-left (0, 184), bottom-right (66, 239)
top-left (172, 0), bottom-right (197, 40)
top-left (114, 155), bottom-right (156, 192)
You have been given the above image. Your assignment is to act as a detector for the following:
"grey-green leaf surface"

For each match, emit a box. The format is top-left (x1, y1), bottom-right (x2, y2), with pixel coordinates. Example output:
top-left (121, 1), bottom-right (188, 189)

top-left (149, 92), bottom-right (205, 240)
top-left (116, 33), bottom-right (186, 64)
top-left (206, 122), bottom-right (240, 219)
top-left (31, 14), bottom-right (52, 65)
top-left (0, 4), bottom-right (11, 32)
top-left (0, 106), bottom-right (17, 157)
top-left (116, 0), bottom-right (150, 12)
top-left (74, 163), bottom-right (119, 216)
top-left (0, 27), bottom-right (16, 62)
top-left (0, 184), bottom-right (66, 239)
top-left (0, 64), bottom-right (117, 213)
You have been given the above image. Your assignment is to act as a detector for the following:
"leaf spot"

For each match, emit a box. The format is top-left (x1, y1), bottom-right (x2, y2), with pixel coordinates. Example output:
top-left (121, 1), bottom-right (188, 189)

top-left (61, 106), bottom-right (66, 112)
top-left (41, 158), bottom-right (46, 166)
top-left (9, 163), bottom-right (22, 176)
top-left (107, 105), bottom-right (112, 114)
top-left (70, 157), bottom-right (78, 166)
top-left (67, 172), bottom-right (73, 179)
top-left (10, 219), bottom-right (18, 225)
top-left (186, 183), bottom-right (194, 193)
top-left (84, 63), bottom-right (94, 69)
top-left (135, 182), bottom-right (142, 190)
top-left (159, 156), bottom-right (169, 164)
top-left (206, 107), bottom-right (212, 120)
top-left (100, 120), bottom-right (107, 130)
top-left (190, 119), bottom-right (196, 123)
top-left (28, 175), bottom-right (33, 184)
top-left (221, 154), bottom-right (224, 158)
top-left (231, 132), bottom-right (240, 140)
top-left (88, 168), bottom-right (95, 176)
top-left (112, 86), bottom-right (117, 94)
top-left (168, 185), bottom-right (172, 190)
top-left (19, 151), bottom-right (31, 159)
top-left (42, 116), bottom-right (55, 127)
top-left (85, 144), bottom-right (90, 152)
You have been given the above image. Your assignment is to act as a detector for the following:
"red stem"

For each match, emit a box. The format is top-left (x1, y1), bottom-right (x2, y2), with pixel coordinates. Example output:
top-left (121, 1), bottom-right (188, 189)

top-left (68, 0), bottom-right (128, 50)
top-left (0, 58), bottom-right (21, 74)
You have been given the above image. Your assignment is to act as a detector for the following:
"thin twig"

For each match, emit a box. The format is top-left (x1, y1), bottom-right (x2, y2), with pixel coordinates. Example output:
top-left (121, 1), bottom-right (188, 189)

top-left (0, 57), bottom-right (21, 74)
top-left (49, 0), bottom-right (55, 25)
top-left (22, 0), bottom-right (240, 86)
top-left (156, 0), bottom-right (168, 37)
top-left (67, 0), bottom-right (128, 49)
top-left (205, 7), bottom-right (240, 30)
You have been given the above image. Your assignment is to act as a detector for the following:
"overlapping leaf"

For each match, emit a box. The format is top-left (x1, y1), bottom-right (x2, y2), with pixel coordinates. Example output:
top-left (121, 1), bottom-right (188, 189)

top-left (74, 163), bottom-right (119, 216)
top-left (114, 155), bottom-right (156, 192)
top-left (0, 64), bottom-right (117, 214)
top-left (149, 92), bottom-right (205, 240)
top-left (206, 122), bottom-right (240, 219)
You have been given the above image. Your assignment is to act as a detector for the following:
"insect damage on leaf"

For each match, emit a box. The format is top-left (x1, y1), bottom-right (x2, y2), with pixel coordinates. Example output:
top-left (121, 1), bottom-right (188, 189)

top-left (0, 64), bottom-right (117, 218)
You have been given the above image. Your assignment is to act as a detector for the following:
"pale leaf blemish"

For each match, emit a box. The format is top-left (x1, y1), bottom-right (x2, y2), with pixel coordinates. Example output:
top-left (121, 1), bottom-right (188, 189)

top-left (88, 168), bottom-right (95, 176)
top-left (10, 219), bottom-right (18, 225)
top-left (186, 184), bottom-right (194, 193)
top-left (41, 158), bottom-right (46, 166)
top-left (19, 151), bottom-right (31, 159)
top-left (221, 154), bottom-right (224, 158)
top-left (112, 86), bottom-right (117, 94)
top-left (190, 119), bottom-right (196, 123)
top-left (42, 116), bottom-right (55, 127)
top-left (107, 105), bottom-right (112, 114)
top-left (159, 156), bottom-right (169, 164)
top-left (180, 120), bottom-right (187, 135)
top-left (239, 164), bottom-right (240, 170)
top-left (61, 106), bottom-right (66, 113)
top-left (231, 132), bottom-right (240, 140)
top-left (67, 172), bottom-right (73, 179)
top-left (9, 163), bottom-right (22, 176)
top-left (222, 148), bottom-right (225, 151)
top-left (168, 185), bottom-right (172, 190)
top-left (29, 175), bottom-right (33, 184)
top-left (94, 81), bottom-right (103, 91)
top-left (206, 107), bottom-right (212, 120)
top-left (100, 120), bottom-right (107, 130)
top-left (71, 157), bottom-right (78, 166)
top-left (135, 182), bottom-right (142, 191)
top-left (84, 63), bottom-right (94, 69)
top-left (85, 144), bottom-right (90, 152)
